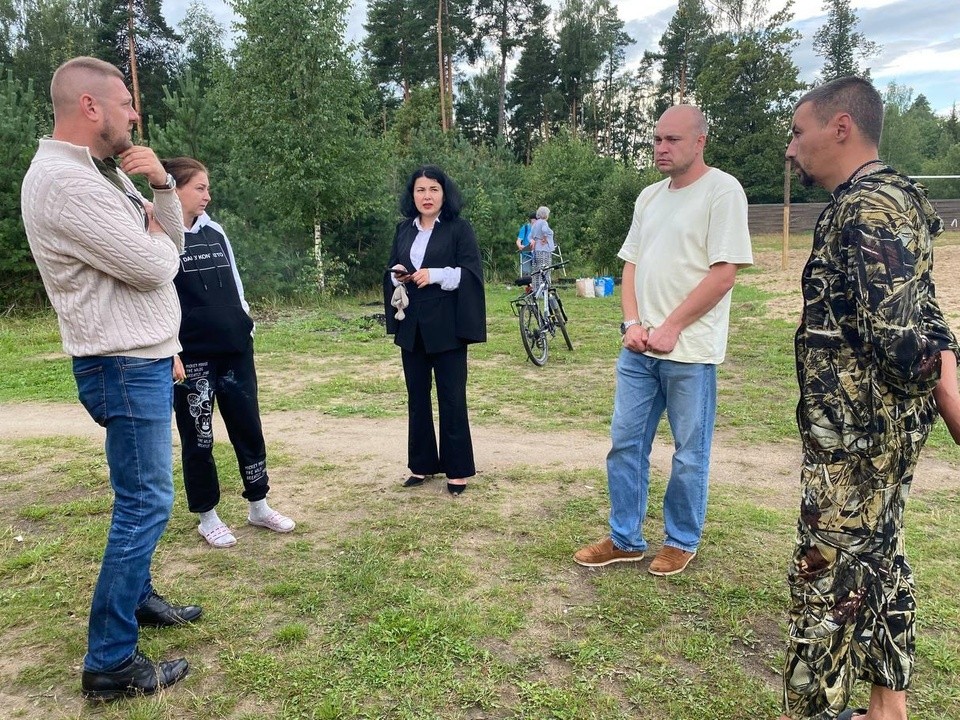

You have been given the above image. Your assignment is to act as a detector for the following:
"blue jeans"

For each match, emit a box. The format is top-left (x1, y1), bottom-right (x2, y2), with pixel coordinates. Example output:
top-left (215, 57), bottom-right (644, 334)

top-left (73, 355), bottom-right (175, 672)
top-left (606, 349), bottom-right (716, 554)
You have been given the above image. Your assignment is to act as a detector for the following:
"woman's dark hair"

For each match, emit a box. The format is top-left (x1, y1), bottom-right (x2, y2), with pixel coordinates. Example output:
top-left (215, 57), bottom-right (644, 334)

top-left (161, 157), bottom-right (208, 187)
top-left (399, 164), bottom-right (463, 220)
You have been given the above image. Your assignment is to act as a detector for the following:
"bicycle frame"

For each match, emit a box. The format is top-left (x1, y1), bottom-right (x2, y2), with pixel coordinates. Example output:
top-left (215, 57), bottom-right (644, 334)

top-left (510, 261), bottom-right (572, 366)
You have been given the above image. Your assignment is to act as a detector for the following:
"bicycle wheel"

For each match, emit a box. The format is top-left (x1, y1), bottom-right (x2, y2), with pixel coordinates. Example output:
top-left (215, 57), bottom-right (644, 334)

top-left (518, 302), bottom-right (548, 366)
top-left (549, 293), bottom-right (573, 351)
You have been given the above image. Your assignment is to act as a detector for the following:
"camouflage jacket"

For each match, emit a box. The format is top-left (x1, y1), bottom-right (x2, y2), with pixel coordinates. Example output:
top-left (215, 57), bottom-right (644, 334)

top-left (795, 165), bottom-right (959, 458)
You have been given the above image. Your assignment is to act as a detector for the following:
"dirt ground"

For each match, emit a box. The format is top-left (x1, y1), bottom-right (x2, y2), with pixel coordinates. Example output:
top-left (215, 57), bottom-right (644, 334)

top-left (3, 245), bottom-right (960, 504)
top-left (2, 246), bottom-right (959, 718)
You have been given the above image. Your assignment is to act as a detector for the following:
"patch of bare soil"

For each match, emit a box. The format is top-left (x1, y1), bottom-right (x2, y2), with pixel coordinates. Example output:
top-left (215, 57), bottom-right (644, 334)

top-left (742, 244), bottom-right (960, 334)
top-left (2, 247), bottom-right (958, 716)
top-left (4, 401), bottom-right (955, 510)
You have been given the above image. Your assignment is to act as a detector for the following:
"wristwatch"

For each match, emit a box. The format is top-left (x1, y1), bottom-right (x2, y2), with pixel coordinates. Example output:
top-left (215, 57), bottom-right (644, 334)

top-left (620, 319), bottom-right (640, 335)
top-left (149, 173), bottom-right (176, 190)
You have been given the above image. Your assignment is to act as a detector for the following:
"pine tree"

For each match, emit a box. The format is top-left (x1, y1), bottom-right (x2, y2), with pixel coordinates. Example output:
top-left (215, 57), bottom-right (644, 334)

top-left (506, 0), bottom-right (561, 161)
top-left (648, 0), bottom-right (713, 112)
top-left (455, 59), bottom-right (500, 146)
top-left (0, 70), bottom-right (42, 305)
top-left (697, 6), bottom-right (804, 202)
top-left (472, 0), bottom-right (538, 137)
top-left (812, 0), bottom-right (879, 81)
top-left (94, 0), bottom-right (181, 134)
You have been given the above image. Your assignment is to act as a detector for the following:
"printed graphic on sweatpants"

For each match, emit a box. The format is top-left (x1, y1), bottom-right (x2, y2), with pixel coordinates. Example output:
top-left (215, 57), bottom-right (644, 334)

top-left (184, 366), bottom-right (214, 449)
top-left (243, 459), bottom-right (267, 486)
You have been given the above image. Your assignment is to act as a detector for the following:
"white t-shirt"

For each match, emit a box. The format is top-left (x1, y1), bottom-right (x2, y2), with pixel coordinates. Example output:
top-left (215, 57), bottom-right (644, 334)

top-left (617, 167), bottom-right (753, 364)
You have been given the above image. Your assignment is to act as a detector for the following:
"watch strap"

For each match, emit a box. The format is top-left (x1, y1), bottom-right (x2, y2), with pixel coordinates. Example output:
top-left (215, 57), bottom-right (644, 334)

top-left (149, 173), bottom-right (176, 190)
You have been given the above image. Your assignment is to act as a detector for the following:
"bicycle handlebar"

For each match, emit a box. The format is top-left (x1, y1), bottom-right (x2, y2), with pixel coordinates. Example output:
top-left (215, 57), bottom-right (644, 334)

top-left (518, 260), bottom-right (568, 279)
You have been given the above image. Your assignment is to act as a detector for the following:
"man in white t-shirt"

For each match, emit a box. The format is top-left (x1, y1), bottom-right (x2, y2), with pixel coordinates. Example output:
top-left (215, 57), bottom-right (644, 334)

top-left (574, 104), bottom-right (753, 576)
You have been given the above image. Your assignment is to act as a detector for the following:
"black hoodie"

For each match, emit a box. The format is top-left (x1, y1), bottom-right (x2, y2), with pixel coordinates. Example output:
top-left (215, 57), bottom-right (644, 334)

top-left (174, 213), bottom-right (254, 355)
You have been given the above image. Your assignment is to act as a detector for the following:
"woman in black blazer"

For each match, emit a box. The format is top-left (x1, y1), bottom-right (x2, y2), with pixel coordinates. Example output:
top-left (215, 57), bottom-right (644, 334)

top-left (384, 165), bottom-right (486, 495)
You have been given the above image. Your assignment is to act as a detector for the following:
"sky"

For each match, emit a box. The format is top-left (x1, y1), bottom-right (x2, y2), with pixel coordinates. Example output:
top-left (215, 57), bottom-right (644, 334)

top-left (163, 0), bottom-right (960, 114)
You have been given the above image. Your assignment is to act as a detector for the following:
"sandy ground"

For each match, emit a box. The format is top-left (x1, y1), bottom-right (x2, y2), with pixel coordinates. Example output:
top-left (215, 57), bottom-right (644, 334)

top-left (1, 399), bottom-right (956, 511)
top-left (5, 245), bottom-right (959, 502)
top-left (2, 245), bottom-right (959, 717)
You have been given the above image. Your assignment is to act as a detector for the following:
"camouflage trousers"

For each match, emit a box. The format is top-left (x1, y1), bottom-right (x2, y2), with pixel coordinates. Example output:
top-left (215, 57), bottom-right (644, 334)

top-left (782, 437), bottom-right (925, 720)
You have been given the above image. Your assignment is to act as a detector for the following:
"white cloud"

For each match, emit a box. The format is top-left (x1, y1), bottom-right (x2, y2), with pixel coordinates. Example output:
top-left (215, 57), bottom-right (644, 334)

top-left (611, 0), bottom-right (674, 23)
top-left (790, 0), bottom-right (901, 21)
top-left (874, 47), bottom-right (960, 78)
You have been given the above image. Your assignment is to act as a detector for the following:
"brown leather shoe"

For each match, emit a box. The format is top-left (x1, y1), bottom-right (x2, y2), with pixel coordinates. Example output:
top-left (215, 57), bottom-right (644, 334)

top-left (648, 546), bottom-right (696, 576)
top-left (573, 537), bottom-right (644, 567)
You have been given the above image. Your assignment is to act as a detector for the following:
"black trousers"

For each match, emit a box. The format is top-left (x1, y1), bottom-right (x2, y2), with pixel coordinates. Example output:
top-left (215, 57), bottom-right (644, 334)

top-left (400, 336), bottom-right (475, 479)
top-left (173, 347), bottom-right (270, 513)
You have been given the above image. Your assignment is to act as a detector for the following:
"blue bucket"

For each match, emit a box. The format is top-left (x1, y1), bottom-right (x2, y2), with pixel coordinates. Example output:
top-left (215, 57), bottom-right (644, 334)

top-left (594, 276), bottom-right (614, 297)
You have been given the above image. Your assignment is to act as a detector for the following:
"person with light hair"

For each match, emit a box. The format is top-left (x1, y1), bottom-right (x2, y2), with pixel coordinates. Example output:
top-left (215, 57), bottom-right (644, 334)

top-left (530, 205), bottom-right (555, 292)
top-left (21, 56), bottom-right (200, 700)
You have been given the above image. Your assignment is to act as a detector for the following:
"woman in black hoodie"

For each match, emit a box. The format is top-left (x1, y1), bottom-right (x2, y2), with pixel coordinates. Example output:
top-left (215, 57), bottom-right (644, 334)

top-left (163, 157), bottom-right (295, 548)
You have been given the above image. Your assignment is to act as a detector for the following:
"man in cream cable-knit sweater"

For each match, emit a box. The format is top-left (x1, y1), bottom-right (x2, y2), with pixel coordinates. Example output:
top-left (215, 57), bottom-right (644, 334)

top-left (21, 57), bottom-right (202, 700)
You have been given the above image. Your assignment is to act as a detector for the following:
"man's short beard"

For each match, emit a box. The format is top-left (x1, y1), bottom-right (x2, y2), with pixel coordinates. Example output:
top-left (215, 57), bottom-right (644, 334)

top-left (100, 127), bottom-right (132, 157)
top-left (795, 165), bottom-right (815, 189)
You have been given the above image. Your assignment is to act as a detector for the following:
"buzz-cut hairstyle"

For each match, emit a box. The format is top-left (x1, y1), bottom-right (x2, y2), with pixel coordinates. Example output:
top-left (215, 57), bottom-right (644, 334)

top-left (666, 104), bottom-right (709, 137)
top-left (50, 56), bottom-right (124, 112)
top-left (797, 76), bottom-right (884, 146)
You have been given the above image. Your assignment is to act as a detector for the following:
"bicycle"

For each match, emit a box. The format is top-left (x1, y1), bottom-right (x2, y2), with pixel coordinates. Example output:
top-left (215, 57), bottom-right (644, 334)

top-left (510, 261), bottom-right (573, 366)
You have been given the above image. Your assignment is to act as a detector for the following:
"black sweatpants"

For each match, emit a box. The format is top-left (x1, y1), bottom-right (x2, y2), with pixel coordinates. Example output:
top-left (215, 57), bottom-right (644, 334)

top-left (400, 337), bottom-right (475, 480)
top-left (174, 347), bottom-right (270, 513)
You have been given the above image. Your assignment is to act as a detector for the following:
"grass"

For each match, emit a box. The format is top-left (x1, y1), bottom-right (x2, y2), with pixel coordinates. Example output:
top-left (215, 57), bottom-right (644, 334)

top-left (1, 246), bottom-right (959, 719)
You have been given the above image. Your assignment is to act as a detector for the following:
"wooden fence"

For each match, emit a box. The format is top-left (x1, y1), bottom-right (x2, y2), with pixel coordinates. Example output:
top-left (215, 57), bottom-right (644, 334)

top-left (748, 199), bottom-right (960, 235)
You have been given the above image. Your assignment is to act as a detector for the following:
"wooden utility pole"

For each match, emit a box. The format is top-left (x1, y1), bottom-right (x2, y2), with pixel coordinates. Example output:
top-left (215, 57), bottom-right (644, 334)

top-left (127, 0), bottom-right (143, 139)
top-left (782, 158), bottom-right (791, 270)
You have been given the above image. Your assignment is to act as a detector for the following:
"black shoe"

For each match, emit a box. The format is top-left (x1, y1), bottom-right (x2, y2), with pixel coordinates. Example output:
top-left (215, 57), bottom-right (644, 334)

top-left (82, 649), bottom-right (189, 700)
top-left (447, 482), bottom-right (466, 496)
top-left (403, 475), bottom-right (425, 487)
top-left (135, 590), bottom-right (202, 628)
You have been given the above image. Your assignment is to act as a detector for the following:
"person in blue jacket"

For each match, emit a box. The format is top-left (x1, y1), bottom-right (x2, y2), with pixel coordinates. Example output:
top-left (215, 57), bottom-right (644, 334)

top-left (516, 212), bottom-right (536, 276)
top-left (384, 165), bottom-right (486, 496)
top-left (163, 157), bottom-right (296, 548)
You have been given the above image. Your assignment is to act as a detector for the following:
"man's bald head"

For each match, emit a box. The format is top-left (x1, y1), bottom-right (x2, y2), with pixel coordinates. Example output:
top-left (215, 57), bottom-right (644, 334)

top-left (660, 104), bottom-right (709, 138)
top-left (50, 56), bottom-right (124, 119)
top-left (653, 104), bottom-right (709, 186)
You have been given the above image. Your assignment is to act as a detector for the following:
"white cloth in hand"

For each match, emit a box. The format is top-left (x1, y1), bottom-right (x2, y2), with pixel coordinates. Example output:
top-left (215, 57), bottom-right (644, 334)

top-left (391, 284), bottom-right (409, 320)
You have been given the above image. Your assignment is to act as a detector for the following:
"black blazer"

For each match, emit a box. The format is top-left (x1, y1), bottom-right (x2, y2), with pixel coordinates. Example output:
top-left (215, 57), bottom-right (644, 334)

top-left (384, 216), bottom-right (486, 353)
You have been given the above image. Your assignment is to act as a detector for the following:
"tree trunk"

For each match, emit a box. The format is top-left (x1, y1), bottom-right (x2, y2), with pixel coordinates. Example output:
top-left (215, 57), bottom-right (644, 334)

top-left (496, 0), bottom-right (508, 137)
top-left (127, 0), bottom-right (143, 140)
top-left (437, 0), bottom-right (448, 131)
top-left (314, 222), bottom-right (325, 291)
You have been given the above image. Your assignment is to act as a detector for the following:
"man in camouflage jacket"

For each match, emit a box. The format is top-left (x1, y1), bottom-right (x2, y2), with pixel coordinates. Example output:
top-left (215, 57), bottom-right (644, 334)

top-left (779, 76), bottom-right (960, 720)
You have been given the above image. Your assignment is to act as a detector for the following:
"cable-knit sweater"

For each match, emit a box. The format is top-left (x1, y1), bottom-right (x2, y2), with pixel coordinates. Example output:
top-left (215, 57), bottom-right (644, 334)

top-left (21, 138), bottom-right (185, 358)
